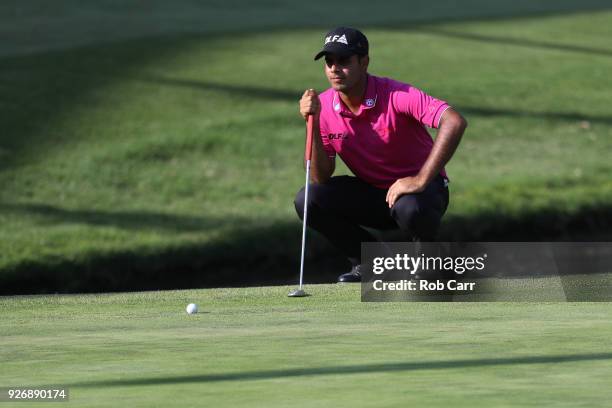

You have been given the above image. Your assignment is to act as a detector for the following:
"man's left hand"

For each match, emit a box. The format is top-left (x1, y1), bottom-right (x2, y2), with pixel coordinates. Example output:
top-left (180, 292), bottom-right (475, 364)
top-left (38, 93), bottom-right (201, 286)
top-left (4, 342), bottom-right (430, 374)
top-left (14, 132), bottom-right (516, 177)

top-left (386, 176), bottom-right (427, 208)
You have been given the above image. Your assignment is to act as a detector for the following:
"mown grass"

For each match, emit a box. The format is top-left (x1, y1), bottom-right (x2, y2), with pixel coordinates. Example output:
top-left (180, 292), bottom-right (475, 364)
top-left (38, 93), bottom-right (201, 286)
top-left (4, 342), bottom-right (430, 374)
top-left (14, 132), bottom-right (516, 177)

top-left (1, 285), bottom-right (612, 407)
top-left (1, 3), bottom-right (611, 292)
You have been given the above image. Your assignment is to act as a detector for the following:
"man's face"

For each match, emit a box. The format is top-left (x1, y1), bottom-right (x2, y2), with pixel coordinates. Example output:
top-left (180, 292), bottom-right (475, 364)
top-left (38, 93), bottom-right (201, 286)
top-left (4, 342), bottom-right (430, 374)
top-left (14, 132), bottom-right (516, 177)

top-left (324, 53), bottom-right (369, 92)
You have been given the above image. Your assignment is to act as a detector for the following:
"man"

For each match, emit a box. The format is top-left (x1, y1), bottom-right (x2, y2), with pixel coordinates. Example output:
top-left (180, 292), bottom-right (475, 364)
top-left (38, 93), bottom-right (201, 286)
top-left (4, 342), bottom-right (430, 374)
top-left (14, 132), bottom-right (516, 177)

top-left (295, 27), bottom-right (467, 283)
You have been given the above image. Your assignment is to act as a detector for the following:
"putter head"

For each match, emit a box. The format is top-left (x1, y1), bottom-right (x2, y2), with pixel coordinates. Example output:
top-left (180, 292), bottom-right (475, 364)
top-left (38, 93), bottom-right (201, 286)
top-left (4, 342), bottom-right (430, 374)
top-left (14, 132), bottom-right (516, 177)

top-left (288, 289), bottom-right (308, 297)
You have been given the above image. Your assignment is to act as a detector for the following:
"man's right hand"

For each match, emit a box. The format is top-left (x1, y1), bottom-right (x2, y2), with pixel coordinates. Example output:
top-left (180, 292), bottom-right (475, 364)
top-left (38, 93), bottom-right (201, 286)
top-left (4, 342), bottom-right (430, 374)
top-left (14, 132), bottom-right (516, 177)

top-left (299, 89), bottom-right (321, 120)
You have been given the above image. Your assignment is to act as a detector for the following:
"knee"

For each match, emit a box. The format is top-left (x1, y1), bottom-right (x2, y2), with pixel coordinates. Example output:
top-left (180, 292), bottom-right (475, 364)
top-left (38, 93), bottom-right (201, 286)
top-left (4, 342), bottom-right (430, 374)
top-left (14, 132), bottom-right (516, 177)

top-left (294, 187), bottom-right (307, 216)
top-left (392, 195), bottom-right (442, 240)
top-left (391, 195), bottom-right (419, 229)
top-left (293, 183), bottom-right (328, 219)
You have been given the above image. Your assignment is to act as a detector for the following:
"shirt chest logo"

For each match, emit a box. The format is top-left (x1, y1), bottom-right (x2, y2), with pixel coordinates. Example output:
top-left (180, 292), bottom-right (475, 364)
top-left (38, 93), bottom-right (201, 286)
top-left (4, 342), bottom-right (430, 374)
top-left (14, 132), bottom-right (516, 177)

top-left (327, 133), bottom-right (349, 140)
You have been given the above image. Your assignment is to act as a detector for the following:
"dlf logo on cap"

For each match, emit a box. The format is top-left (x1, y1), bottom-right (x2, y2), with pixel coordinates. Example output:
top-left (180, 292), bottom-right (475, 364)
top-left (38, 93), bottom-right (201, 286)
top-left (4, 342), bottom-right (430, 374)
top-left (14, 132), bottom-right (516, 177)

top-left (325, 34), bottom-right (348, 45)
top-left (314, 27), bottom-right (369, 61)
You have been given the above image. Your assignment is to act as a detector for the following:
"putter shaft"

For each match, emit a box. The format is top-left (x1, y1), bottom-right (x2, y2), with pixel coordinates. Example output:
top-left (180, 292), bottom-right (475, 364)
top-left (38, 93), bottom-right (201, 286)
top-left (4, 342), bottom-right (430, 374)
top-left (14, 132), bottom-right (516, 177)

top-left (298, 159), bottom-right (311, 290)
top-left (290, 115), bottom-right (314, 297)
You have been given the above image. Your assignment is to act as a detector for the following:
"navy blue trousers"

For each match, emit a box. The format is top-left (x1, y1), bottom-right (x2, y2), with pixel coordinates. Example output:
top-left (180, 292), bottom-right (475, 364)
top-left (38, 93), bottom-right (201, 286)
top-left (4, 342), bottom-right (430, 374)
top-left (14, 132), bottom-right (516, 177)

top-left (294, 175), bottom-right (449, 266)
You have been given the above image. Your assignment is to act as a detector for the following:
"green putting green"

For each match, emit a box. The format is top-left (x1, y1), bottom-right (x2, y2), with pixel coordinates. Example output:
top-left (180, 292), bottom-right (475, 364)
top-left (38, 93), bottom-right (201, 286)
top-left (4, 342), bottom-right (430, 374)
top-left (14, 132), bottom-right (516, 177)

top-left (2, 284), bottom-right (612, 407)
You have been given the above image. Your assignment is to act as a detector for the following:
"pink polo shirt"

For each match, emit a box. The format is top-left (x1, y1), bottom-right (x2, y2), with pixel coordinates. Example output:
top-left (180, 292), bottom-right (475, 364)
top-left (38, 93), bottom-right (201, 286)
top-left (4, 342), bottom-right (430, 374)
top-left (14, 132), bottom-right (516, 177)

top-left (319, 74), bottom-right (449, 189)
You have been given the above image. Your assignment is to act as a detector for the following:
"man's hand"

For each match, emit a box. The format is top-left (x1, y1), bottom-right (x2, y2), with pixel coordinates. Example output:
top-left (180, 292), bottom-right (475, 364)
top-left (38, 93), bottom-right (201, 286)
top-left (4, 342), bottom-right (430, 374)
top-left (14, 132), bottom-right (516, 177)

top-left (386, 176), bottom-right (427, 208)
top-left (300, 89), bottom-right (321, 120)
top-left (298, 88), bottom-right (334, 183)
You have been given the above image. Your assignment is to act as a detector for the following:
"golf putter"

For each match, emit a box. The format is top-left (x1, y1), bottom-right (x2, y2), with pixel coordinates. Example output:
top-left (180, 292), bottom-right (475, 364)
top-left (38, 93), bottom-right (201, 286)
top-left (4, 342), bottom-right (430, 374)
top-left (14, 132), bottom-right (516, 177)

top-left (289, 115), bottom-right (314, 298)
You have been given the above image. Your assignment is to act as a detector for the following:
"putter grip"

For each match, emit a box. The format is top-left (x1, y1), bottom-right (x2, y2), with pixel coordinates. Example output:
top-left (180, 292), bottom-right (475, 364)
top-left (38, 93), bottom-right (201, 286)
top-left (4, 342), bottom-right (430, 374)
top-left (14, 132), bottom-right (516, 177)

top-left (305, 115), bottom-right (314, 161)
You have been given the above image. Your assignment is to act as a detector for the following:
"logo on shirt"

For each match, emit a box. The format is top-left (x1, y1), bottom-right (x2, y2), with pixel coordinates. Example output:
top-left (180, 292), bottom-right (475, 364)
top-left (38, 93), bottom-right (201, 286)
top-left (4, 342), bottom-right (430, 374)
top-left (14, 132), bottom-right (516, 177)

top-left (326, 133), bottom-right (349, 140)
top-left (365, 98), bottom-right (375, 107)
top-left (325, 34), bottom-right (348, 45)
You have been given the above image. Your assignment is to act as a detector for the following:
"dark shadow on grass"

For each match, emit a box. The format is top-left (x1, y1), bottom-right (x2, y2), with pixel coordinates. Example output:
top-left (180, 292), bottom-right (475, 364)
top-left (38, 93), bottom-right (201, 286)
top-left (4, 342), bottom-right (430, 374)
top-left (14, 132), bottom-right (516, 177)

top-left (131, 76), bottom-right (612, 126)
top-left (2, 3), bottom-right (612, 173)
top-left (439, 203), bottom-right (612, 242)
top-left (68, 352), bottom-right (612, 387)
top-left (0, 220), bottom-right (336, 295)
top-left (459, 106), bottom-right (612, 124)
top-left (4, 1), bottom-right (611, 59)
top-left (137, 75), bottom-right (299, 102)
top-left (8, 198), bottom-right (608, 239)
top-left (2, 6), bottom-right (612, 294)
top-left (0, 41), bottom-right (184, 172)
top-left (1, 201), bottom-right (611, 295)
top-left (0, 202), bottom-right (220, 232)
top-left (416, 27), bottom-right (612, 58)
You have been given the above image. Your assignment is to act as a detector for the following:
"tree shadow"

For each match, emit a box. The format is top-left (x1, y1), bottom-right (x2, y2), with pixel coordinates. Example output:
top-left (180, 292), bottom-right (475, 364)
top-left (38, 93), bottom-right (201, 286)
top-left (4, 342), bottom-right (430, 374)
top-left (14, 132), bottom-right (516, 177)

top-left (1, 201), bottom-right (611, 294)
top-left (2, 4), bottom-right (612, 294)
top-left (0, 202), bottom-right (221, 232)
top-left (136, 75), bottom-right (299, 102)
top-left (460, 106), bottom-right (612, 125)
top-left (439, 203), bottom-right (612, 242)
top-left (414, 26), bottom-right (612, 58)
top-left (2, 3), bottom-right (612, 172)
top-left (3, 1), bottom-right (611, 58)
top-left (68, 352), bottom-right (612, 387)
top-left (129, 75), bottom-right (612, 125)
top-left (0, 199), bottom-right (608, 242)
top-left (0, 39), bottom-right (183, 172)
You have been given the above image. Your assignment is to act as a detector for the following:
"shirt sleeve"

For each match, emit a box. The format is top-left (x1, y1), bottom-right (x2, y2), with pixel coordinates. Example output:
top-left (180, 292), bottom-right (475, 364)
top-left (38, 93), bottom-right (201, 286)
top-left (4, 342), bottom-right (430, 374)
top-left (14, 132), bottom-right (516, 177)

top-left (318, 119), bottom-right (337, 158)
top-left (392, 84), bottom-right (450, 129)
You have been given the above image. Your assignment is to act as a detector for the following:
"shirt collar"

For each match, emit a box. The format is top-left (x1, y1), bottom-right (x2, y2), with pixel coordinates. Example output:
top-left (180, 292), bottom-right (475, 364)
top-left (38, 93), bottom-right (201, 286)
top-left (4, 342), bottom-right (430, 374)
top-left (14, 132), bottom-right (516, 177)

top-left (333, 74), bottom-right (377, 117)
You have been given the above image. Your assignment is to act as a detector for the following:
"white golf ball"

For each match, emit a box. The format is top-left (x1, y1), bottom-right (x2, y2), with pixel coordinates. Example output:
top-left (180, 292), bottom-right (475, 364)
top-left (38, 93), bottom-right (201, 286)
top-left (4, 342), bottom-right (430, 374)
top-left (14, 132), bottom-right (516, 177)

top-left (186, 303), bottom-right (198, 314)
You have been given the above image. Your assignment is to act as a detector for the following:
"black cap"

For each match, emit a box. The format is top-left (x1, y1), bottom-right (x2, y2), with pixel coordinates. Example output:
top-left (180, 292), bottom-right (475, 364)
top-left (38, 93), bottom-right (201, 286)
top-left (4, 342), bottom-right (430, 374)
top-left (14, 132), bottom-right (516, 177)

top-left (314, 27), bottom-right (369, 60)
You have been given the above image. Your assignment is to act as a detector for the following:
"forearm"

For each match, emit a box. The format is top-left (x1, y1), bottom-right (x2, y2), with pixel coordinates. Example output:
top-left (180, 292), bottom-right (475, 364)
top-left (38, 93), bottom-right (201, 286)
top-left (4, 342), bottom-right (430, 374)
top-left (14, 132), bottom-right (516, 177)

top-left (417, 108), bottom-right (467, 185)
top-left (307, 118), bottom-right (335, 183)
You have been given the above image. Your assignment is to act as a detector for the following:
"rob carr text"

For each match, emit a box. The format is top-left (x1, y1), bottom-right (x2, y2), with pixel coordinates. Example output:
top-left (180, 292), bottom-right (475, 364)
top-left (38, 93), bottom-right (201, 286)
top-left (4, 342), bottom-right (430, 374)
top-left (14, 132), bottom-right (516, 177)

top-left (372, 279), bottom-right (476, 291)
